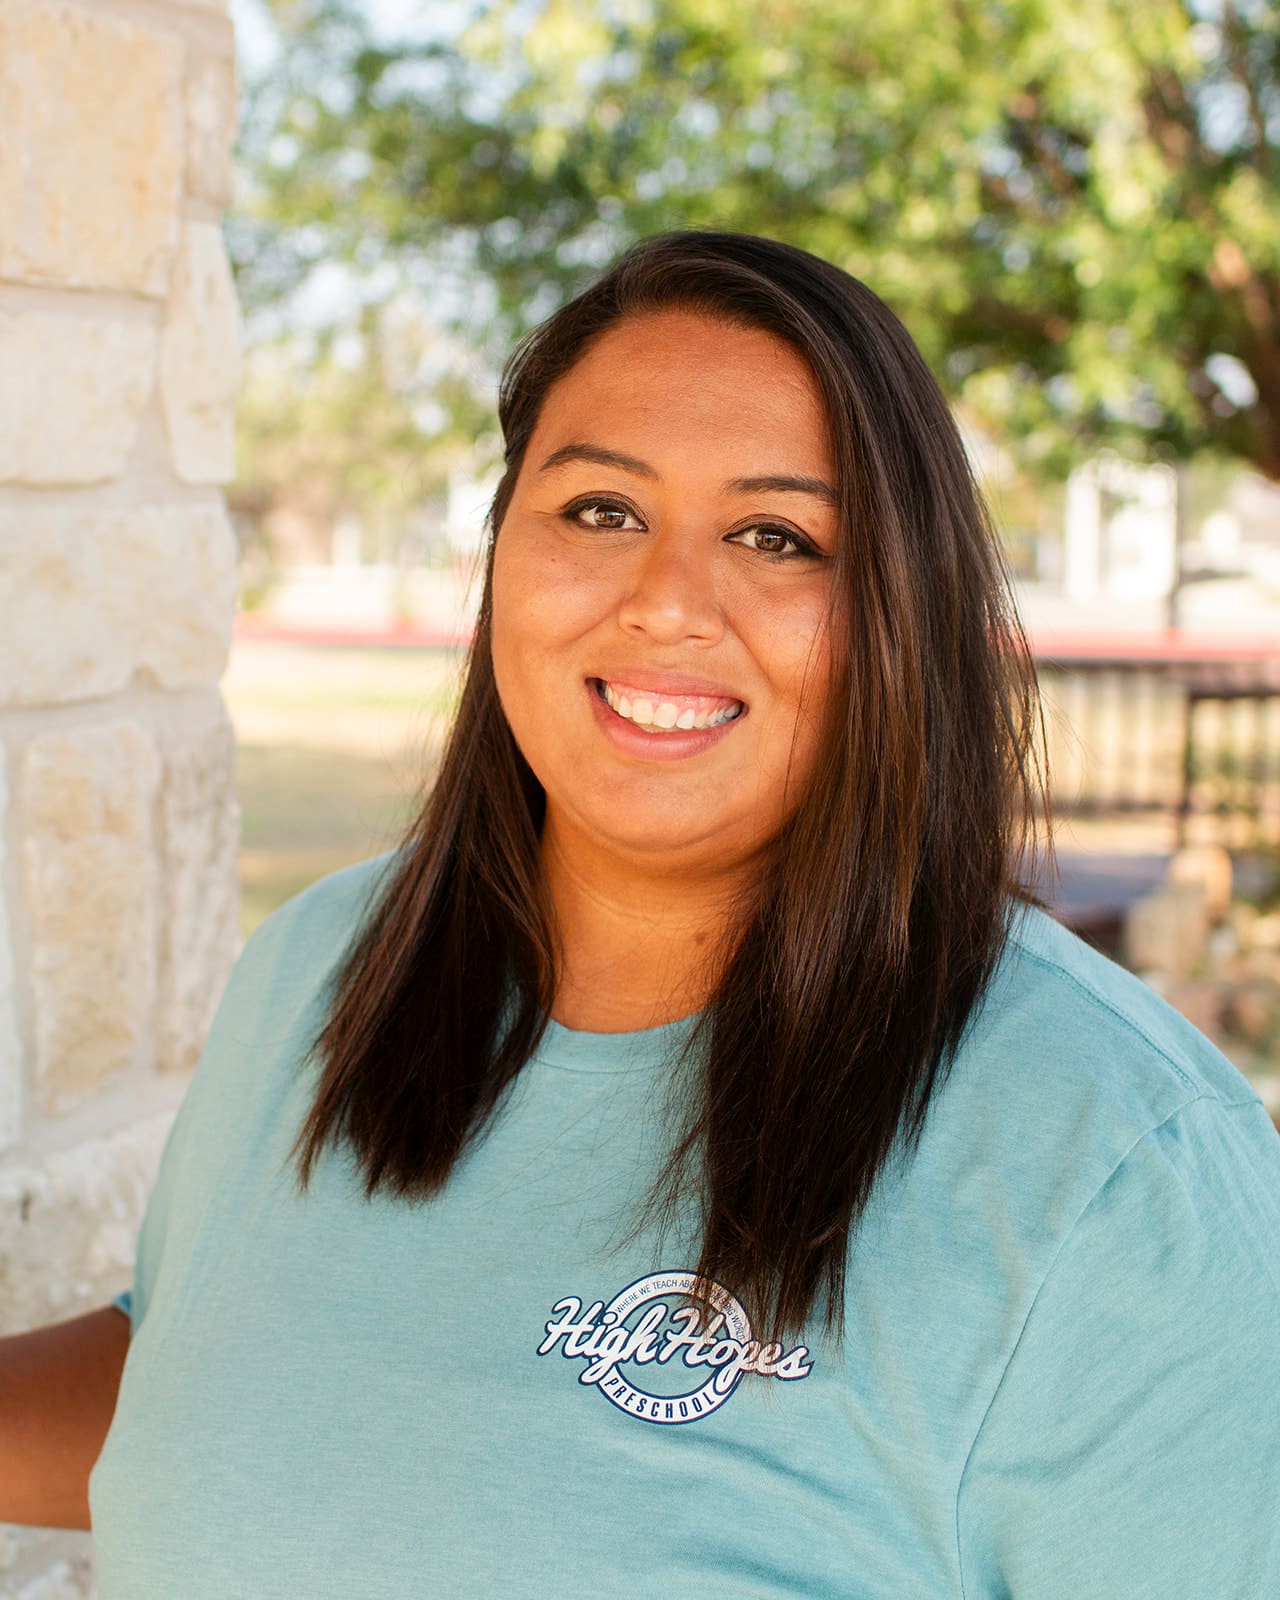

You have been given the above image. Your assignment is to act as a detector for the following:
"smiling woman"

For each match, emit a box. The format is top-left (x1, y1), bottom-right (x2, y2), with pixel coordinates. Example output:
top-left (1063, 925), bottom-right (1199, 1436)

top-left (83, 233), bottom-right (1280, 1598)
top-left (491, 311), bottom-right (841, 1030)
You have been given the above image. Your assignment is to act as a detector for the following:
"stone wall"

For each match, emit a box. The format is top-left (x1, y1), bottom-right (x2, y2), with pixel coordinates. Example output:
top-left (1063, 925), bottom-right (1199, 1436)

top-left (0, 0), bottom-right (241, 1591)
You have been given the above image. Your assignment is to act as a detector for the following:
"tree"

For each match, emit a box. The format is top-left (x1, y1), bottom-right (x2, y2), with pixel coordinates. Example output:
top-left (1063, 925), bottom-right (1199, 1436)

top-left (233, 0), bottom-right (1280, 480)
top-left (229, 287), bottom-right (496, 571)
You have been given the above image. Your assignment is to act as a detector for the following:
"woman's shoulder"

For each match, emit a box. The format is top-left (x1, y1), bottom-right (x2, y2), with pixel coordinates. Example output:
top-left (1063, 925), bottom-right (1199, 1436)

top-left (203, 850), bottom-right (400, 1051)
top-left (988, 897), bottom-right (1263, 1119)
top-left (952, 912), bottom-right (1280, 1596)
top-left (257, 846), bottom-right (399, 935)
top-left (242, 849), bottom-right (399, 975)
top-left (914, 900), bottom-right (1279, 1250)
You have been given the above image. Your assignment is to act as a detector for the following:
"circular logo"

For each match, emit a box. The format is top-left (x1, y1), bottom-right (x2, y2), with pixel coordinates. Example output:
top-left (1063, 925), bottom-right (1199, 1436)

top-left (593, 1270), bottom-right (753, 1425)
top-left (538, 1268), bottom-right (813, 1426)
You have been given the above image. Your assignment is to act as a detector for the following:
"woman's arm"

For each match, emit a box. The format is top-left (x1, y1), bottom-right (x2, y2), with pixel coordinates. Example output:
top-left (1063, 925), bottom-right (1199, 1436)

top-left (0, 1304), bottom-right (130, 1530)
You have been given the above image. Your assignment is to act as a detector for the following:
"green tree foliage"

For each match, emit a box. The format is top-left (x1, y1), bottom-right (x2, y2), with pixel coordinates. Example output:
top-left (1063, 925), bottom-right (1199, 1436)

top-left (235, 0), bottom-right (1280, 480)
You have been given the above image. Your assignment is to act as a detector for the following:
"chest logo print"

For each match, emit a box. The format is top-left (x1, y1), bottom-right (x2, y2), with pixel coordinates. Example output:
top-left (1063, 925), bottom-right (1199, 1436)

top-left (537, 1269), bottom-right (813, 1425)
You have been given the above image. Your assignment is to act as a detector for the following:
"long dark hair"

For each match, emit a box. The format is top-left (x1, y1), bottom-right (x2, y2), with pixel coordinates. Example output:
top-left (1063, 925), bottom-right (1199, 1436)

top-left (289, 230), bottom-right (1051, 1341)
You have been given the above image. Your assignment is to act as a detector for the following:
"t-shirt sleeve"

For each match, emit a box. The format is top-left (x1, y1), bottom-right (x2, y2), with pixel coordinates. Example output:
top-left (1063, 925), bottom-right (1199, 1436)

top-left (107, 853), bottom-right (392, 1344)
top-left (111, 1050), bottom-right (211, 1338)
top-left (957, 1095), bottom-right (1280, 1599)
top-left (108, 903), bottom-right (286, 1340)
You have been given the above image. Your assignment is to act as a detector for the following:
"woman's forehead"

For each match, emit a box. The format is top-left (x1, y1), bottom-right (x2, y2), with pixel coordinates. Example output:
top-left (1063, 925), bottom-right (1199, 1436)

top-left (529, 311), bottom-right (837, 482)
top-left (562, 308), bottom-right (818, 391)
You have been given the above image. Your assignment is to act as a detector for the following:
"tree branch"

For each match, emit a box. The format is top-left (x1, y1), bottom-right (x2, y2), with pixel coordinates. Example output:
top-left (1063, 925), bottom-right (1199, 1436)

top-left (1006, 90), bottom-right (1084, 199)
top-left (1221, 0), bottom-right (1272, 177)
top-left (963, 294), bottom-right (1072, 346)
top-left (1139, 62), bottom-right (1216, 176)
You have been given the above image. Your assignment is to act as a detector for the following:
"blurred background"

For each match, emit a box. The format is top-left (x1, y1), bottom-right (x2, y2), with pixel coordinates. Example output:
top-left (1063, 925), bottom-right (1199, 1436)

top-left (220, 0), bottom-right (1279, 1107)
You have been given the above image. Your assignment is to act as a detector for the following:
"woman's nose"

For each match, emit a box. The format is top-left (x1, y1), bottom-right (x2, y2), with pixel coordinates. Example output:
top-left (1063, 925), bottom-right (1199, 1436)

top-left (615, 528), bottom-right (724, 647)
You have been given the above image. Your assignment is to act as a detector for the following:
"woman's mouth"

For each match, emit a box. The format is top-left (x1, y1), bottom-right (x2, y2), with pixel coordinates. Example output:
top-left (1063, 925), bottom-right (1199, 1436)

top-left (592, 677), bottom-right (745, 735)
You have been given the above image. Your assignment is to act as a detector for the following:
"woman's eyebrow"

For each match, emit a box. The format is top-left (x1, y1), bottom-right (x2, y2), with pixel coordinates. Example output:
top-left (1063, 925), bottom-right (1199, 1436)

top-left (539, 443), bottom-right (658, 478)
top-left (725, 473), bottom-right (839, 505)
top-left (540, 444), bottom-right (838, 506)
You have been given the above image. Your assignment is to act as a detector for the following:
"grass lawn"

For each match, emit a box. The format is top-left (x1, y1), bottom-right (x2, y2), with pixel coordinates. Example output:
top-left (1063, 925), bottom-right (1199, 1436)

top-left (224, 639), bottom-right (465, 937)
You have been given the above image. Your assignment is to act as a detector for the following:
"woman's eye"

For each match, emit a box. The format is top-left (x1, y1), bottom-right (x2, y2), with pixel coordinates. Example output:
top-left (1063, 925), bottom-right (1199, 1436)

top-left (565, 498), bottom-right (644, 531)
top-left (728, 524), bottom-right (816, 559)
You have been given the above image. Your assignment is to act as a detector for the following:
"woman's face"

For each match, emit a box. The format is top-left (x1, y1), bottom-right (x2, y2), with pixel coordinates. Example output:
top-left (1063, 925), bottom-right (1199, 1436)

top-left (491, 309), bottom-right (840, 882)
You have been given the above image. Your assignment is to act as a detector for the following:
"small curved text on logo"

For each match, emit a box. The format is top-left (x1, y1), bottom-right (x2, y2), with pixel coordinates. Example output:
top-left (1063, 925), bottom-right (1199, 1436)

top-left (536, 1269), bottom-right (813, 1425)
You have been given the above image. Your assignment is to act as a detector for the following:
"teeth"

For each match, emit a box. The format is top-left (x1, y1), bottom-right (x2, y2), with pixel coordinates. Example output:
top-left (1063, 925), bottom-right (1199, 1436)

top-left (599, 680), bottom-right (743, 733)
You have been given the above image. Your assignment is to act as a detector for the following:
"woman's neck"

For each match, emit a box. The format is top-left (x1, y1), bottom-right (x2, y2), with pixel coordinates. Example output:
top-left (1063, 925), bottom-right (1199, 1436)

top-left (541, 823), bottom-right (746, 1033)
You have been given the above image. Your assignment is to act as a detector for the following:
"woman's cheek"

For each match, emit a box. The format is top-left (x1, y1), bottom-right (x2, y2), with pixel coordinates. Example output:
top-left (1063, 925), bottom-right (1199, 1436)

top-left (501, 527), bottom-right (614, 640)
top-left (741, 581), bottom-right (833, 696)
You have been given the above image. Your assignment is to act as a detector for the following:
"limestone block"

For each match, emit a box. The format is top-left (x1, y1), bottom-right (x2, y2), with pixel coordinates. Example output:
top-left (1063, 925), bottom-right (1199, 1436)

top-left (160, 223), bottom-right (242, 484)
top-left (22, 723), bottom-right (161, 1113)
top-left (0, 0), bottom-right (183, 295)
top-left (156, 696), bottom-right (240, 1072)
top-left (0, 1100), bottom-right (174, 1329)
top-left (0, 749), bottom-right (20, 1154)
top-left (1, 1102), bottom-right (170, 1579)
top-left (0, 1553), bottom-right (93, 1598)
top-left (0, 313), bottom-right (156, 487)
top-left (1124, 884), bottom-right (1209, 979)
top-left (185, 50), bottom-right (238, 208)
top-left (0, 503), bottom-right (237, 707)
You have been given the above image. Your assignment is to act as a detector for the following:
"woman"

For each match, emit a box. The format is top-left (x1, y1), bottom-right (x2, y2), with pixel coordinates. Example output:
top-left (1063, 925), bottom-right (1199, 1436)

top-left (50, 232), bottom-right (1280, 1592)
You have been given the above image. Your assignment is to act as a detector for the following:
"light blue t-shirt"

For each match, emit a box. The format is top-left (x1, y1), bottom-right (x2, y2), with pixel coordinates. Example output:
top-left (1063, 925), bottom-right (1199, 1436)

top-left (90, 854), bottom-right (1280, 1597)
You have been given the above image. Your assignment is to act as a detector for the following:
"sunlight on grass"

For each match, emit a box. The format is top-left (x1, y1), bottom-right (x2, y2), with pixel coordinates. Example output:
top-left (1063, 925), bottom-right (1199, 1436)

top-left (225, 639), bottom-right (465, 938)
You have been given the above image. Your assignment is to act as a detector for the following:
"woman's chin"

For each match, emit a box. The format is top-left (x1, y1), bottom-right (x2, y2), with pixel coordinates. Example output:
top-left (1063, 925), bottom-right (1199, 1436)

top-left (543, 796), bottom-right (758, 882)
